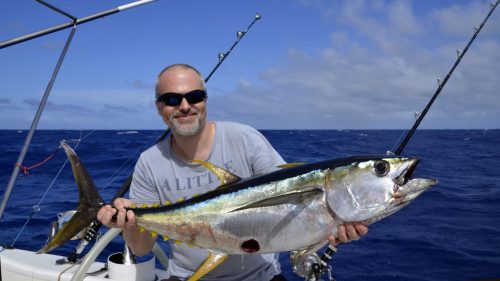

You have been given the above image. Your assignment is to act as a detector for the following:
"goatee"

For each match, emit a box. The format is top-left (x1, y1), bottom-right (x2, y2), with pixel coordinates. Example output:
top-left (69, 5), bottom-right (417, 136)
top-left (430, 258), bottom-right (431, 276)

top-left (169, 109), bottom-right (205, 137)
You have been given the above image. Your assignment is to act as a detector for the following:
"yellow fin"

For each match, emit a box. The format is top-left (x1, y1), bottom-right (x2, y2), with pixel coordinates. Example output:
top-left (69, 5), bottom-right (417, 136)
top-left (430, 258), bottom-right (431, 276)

top-left (192, 160), bottom-right (241, 186)
top-left (277, 162), bottom-right (306, 169)
top-left (192, 193), bottom-right (200, 198)
top-left (141, 203), bottom-right (149, 208)
top-left (177, 197), bottom-right (185, 203)
top-left (187, 251), bottom-right (229, 281)
top-left (130, 204), bottom-right (137, 208)
top-left (139, 227), bottom-right (145, 233)
top-left (151, 231), bottom-right (158, 238)
top-left (165, 201), bottom-right (171, 206)
top-left (152, 202), bottom-right (160, 207)
top-left (175, 240), bottom-right (182, 245)
top-left (162, 235), bottom-right (170, 241)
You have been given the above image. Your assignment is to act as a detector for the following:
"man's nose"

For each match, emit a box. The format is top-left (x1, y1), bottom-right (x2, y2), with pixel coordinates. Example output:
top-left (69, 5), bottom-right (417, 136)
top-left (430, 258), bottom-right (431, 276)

top-left (178, 96), bottom-right (191, 111)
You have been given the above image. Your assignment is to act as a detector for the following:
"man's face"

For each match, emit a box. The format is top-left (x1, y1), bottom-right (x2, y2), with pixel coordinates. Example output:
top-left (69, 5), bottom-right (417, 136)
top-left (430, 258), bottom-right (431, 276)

top-left (155, 67), bottom-right (207, 137)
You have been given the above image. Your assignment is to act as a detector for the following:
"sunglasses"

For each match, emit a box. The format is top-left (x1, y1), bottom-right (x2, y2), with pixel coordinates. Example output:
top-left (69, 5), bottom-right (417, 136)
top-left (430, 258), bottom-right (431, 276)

top-left (156, 89), bottom-right (207, 106)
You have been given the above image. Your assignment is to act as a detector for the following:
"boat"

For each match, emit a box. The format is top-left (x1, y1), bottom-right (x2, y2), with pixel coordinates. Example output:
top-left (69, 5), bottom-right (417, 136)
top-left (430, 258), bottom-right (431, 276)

top-left (0, 229), bottom-right (169, 281)
top-left (1, 1), bottom-right (499, 281)
top-left (0, 1), bottom-right (186, 280)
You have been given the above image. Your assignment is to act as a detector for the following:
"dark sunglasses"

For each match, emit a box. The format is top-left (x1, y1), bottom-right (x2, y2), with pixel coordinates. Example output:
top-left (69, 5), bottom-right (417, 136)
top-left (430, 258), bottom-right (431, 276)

top-left (156, 89), bottom-right (207, 106)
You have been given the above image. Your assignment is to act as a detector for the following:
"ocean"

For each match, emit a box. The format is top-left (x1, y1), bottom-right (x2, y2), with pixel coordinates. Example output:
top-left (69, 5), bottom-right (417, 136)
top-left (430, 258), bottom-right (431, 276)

top-left (0, 129), bottom-right (499, 281)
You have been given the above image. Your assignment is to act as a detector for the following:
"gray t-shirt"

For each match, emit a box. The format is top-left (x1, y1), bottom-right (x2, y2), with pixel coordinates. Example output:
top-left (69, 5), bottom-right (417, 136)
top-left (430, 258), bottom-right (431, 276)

top-left (129, 121), bottom-right (285, 281)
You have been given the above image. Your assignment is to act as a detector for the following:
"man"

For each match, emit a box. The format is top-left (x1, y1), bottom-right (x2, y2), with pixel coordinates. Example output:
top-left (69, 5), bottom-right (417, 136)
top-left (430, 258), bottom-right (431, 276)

top-left (97, 64), bottom-right (368, 280)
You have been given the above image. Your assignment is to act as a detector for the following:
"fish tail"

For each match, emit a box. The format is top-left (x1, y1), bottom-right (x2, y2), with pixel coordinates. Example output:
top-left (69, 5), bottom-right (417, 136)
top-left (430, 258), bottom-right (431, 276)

top-left (37, 141), bottom-right (104, 253)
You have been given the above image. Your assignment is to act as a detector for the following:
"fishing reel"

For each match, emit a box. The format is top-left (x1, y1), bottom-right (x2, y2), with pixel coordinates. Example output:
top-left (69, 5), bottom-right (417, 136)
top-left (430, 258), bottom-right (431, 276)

top-left (291, 246), bottom-right (336, 281)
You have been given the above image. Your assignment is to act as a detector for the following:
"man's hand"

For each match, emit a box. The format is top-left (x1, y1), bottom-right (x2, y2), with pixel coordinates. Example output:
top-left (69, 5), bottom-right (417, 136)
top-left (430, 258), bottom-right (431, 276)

top-left (97, 198), bottom-right (156, 256)
top-left (97, 198), bottom-right (137, 230)
top-left (328, 222), bottom-right (368, 246)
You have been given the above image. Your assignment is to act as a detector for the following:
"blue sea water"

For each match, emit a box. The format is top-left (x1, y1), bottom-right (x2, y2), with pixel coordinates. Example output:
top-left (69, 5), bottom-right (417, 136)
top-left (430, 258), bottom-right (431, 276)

top-left (0, 129), bottom-right (499, 281)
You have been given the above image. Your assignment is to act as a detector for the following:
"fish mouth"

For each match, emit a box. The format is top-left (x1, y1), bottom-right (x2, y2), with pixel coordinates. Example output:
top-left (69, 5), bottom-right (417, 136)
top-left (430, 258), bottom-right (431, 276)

top-left (394, 158), bottom-right (419, 187)
top-left (392, 158), bottom-right (437, 202)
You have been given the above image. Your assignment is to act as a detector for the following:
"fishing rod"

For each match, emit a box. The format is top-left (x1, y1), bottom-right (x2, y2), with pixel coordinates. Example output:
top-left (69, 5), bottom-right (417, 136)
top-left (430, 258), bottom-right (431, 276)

top-left (0, 0), bottom-right (158, 221)
top-left (304, 2), bottom-right (500, 281)
top-left (392, 0), bottom-right (500, 156)
top-left (0, 0), bottom-right (157, 49)
top-left (151, 12), bottom-right (262, 150)
top-left (62, 12), bottom-right (263, 263)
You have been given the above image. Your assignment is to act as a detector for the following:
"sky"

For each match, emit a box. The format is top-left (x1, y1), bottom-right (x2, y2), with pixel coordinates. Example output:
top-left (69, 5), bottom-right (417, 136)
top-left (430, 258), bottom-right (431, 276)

top-left (0, 0), bottom-right (499, 130)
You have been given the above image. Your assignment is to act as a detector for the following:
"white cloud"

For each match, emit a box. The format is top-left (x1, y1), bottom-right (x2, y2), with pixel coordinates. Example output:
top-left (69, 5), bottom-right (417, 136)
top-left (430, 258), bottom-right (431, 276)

top-left (208, 0), bottom-right (500, 129)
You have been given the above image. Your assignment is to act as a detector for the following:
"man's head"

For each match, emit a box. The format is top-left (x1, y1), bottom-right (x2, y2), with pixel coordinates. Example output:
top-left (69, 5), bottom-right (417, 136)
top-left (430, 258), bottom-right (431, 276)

top-left (155, 64), bottom-right (208, 137)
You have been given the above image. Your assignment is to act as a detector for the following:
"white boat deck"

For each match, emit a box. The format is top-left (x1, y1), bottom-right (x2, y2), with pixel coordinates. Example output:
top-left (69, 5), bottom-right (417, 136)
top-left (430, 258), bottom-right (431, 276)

top-left (0, 248), bottom-right (167, 281)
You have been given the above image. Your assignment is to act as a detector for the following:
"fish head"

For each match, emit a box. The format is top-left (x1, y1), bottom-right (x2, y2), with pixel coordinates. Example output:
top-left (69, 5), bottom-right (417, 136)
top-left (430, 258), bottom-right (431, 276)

top-left (325, 156), bottom-right (437, 224)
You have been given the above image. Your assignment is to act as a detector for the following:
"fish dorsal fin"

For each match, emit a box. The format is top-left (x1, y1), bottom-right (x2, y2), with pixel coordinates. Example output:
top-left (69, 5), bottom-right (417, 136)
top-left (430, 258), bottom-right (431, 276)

top-left (192, 160), bottom-right (241, 187)
top-left (277, 162), bottom-right (307, 169)
top-left (230, 187), bottom-right (324, 213)
top-left (188, 250), bottom-right (229, 281)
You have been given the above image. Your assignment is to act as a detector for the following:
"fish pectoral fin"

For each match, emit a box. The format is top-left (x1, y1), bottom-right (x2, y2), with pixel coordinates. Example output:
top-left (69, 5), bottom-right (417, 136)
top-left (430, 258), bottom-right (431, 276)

top-left (231, 187), bottom-right (324, 212)
top-left (187, 250), bottom-right (228, 281)
top-left (277, 162), bottom-right (307, 169)
top-left (291, 241), bottom-right (329, 268)
top-left (192, 160), bottom-right (241, 187)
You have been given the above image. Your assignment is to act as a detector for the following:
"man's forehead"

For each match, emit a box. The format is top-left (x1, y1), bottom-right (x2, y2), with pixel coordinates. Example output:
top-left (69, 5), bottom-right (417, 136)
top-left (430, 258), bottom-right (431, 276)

top-left (159, 68), bottom-right (203, 88)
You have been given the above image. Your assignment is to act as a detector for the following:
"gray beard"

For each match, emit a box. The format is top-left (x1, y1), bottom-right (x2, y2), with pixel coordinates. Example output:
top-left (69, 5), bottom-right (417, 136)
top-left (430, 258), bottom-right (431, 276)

top-left (169, 111), bottom-right (205, 137)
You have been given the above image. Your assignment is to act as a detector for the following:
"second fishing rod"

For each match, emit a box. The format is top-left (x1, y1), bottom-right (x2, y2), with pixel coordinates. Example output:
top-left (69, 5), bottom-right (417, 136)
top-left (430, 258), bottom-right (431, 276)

top-left (65, 12), bottom-right (263, 263)
top-left (309, 1), bottom-right (500, 281)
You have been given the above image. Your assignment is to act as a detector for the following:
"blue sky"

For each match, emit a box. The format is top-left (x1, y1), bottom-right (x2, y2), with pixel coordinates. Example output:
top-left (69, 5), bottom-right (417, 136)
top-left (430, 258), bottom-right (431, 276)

top-left (1, 0), bottom-right (499, 129)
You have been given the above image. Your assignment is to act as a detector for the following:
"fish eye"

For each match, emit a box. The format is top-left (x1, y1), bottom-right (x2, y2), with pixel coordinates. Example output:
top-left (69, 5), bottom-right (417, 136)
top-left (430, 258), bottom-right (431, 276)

top-left (373, 160), bottom-right (390, 176)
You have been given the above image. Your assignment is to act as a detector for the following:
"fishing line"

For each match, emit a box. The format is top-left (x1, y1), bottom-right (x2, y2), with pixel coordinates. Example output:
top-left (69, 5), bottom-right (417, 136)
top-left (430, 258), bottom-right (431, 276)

top-left (0, 25), bottom-right (77, 220)
top-left (0, 0), bottom-right (157, 220)
top-left (10, 131), bottom-right (85, 247)
top-left (98, 131), bottom-right (158, 193)
top-left (152, 10), bottom-right (264, 146)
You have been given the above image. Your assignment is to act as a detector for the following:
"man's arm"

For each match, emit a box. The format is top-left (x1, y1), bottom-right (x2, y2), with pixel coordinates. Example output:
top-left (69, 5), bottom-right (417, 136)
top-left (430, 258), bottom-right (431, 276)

top-left (97, 198), bottom-right (157, 256)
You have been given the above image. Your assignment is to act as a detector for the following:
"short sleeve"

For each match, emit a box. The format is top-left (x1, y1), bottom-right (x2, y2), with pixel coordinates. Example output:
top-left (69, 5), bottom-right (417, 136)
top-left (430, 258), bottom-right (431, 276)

top-left (239, 125), bottom-right (285, 175)
top-left (129, 154), bottom-right (160, 204)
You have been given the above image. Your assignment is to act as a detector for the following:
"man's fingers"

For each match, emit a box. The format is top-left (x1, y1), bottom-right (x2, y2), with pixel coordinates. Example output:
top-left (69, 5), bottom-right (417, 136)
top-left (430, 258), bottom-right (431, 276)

top-left (113, 198), bottom-right (125, 209)
top-left (354, 222), bottom-right (368, 236)
top-left (115, 207), bottom-right (127, 227)
top-left (337, 224), bottom-right (348, 243)
top-left (113, 198), bottom-right (134, 209)
top-left (97, 205), bottom-right (117, 227)
top-left (345, 223), bottom-right (359, 241)
top-left (125, 210), bottom-right (137, 230)
top-left (327, 235), bottom-right (341, 246)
